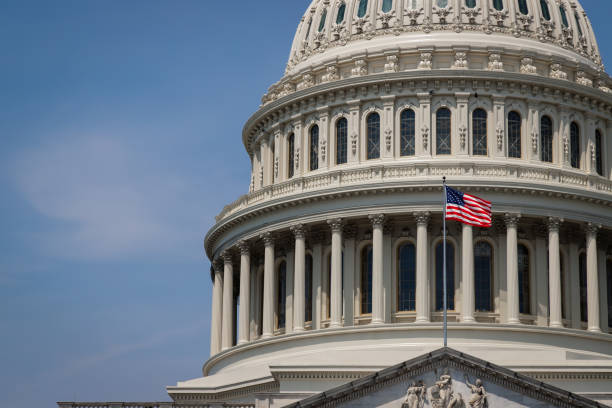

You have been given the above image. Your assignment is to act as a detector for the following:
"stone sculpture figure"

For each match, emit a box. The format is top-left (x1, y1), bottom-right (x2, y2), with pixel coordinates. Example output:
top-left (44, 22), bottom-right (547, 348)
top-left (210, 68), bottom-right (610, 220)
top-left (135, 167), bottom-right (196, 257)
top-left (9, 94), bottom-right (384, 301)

top-left (402, 380), bottom-right (426, 408)
top-left (465, 376), bottom-right (488, 408)
top-left (429, 370), bottom-right (453, 408)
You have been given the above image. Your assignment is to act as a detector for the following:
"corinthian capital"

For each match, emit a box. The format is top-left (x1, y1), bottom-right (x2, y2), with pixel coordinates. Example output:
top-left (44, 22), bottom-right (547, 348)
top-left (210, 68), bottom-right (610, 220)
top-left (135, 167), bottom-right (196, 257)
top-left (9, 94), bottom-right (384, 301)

top-left (290, 223), bottom-right (307, 239)
top-left (547, 217), bottom-right (563, 233)
top-left (327, 218), bottom-right (344, 233)
top-left (369, 214), bottom-right (385, 228)
top-left (504, 213), bottom-right (521, 228)
top-left (221, 250), bottom-right (233, 264)
top-left (237, 240), bottom-right (250, 256)
top-left (584, 222), bottom-right (601, 237)
top-left (260, 231), bottom-right (275, 247)
top-left (413, 211), bottom-right (430, 226)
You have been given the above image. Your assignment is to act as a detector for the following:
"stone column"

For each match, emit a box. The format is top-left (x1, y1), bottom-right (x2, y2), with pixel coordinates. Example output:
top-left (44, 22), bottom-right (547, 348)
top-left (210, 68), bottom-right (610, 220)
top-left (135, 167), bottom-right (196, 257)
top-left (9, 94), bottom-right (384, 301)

top-left (237, 241), bottom-right (251, 345)
top-left (415, 212), bottom-right (430, 323)
top-left (370, 214), bottom-right (385, 324)
top-left (461, 224), bottom-right (475, 323)
top-left (535, 227), bottom-right (548, 326)
top-left (312, 235), bottom-right (323, 330)
top-left (586, 223), bottom-right (602, 332)
top-left (343, 225), bottom-right (357, 326)
top-left (505, 214), bottom-right (521, 324)
top-left (261, 232), bottom-right (275, 338)
top-left (291, 224), bottom-right (307, 332)
top-left (548, 218), bottom-right (563, 328)
top-left (328, 218), bottom-right (344, 328)
top-left (568, 241), bottom-right (581, 329)
top-left (221, 251), bottom-right (234, 350)
top-left (210, 260), bottom-right (223, 356)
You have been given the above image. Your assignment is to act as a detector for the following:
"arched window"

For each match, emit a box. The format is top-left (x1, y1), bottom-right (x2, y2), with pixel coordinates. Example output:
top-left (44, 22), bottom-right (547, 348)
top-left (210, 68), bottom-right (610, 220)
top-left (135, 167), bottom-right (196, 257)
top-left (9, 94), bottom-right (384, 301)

top-left (397, 243), bottom-right (416, 311)
top-left (336, 118), bottom-right (348, 165)
top-left (310, 125), bottom-right (319, 171)
top-left (474, 241), bottom-right (493, 312)
top-left (517, 0), bottom-right (529, 15)
top-left (570, 122), bottom-right (580, 169)
top-left (540, 115), bottom-right (553, 163)
top-left (305, 18), bottom-right (313, 42)
top-left (437, 0), bottom-right (449, 7)
top-left (508, 111), bottom-right (522, 158)
top-left (492, 0), bottom-right (504, 11)
top-left (574, 13), bottom-right (584, 37)
top-left (560, 255), bottom-right (567, 320)
top-left (472, 108), bottom-right (488, 156)
top-left (305, 254), bottom-right (313, 323)
top-left (277, 261), bottom-right (287, 329)
top-left (382, 0), bottom-right (393, 13)
top-left (596, 130), bottom-right (603, 176)
top-left (400, 109), bottom-right (416, 156)
top-left (579, 253), bottom-right (587, 322)
top-left (607, 259), bottom-right (612, 328)
top-left (336, 3), bottom-right (347, 24)
top-left (559, 5), bottom-right (569, 27)
top-left (436, 108), bottom-right (452, 155)
top-left (367, 112), bottom-right (381, 160)
top-left (435, 241), bottom-right (455, 311)
top-left (407, 0), bottom-right (420, 9)
top-left (465, 0), bottom-right (476, 8)
top-left (361, 245), bottom-right (373, 314)
top-left (539, 0), bottom-right (551, 21)
top-left (357, 0), bottom-right (368, 17)
top-left (518, 244), bottom-right (530, 314)
top-left (288, 133), bottom-right (295, 178)
top-left (318, 9), bottom-right (327, 32)
top-left (271, 141), bottom-right (276, 183)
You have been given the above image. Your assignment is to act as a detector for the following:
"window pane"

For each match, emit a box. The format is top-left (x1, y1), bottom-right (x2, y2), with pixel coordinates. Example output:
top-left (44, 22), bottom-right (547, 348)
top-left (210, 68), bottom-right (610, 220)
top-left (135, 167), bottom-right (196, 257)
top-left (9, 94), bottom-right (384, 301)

top-left (436, 108), bottom-right (451, 155)
top-left (596, 130), bottom-right (603, 176)
top-left (357, 0), bottom-right (368, 17)
top-left (277, 261), bottom-right (287, 329)
top-left (288, 133), bottom-right (295, 178)
top-left (493, 0), bottom-right (504, 11)
top-left (437, 0), bottom-right (449, 7)
top-left (436, 241), bottom-right (455, 311)
top-left (336, 118), bottom-right (348, 164)
top-left (361, 246), bottom-right (373, 314)
top-left (472, 109), bottom-right (488, 156)
top-left (579, 253), bottom-right (587, 322)
top-left (382, 0), bottom-right (393, 13)
top-left (508, 111), bottom-right (522, 158)
top-left (518, 244), bottom-right (530, 314)
top-left (559, 5), bottom-right (569, 27)
top-left (305, 18), bottom-right (313, 41)
top-left (517, 0), bottom-right (529, 15)
top-left (570, 122), bottom-right (580, 169)
top-left (474, 242), bottom-right (493, 312)
top-left (400, 109), bottom-right (416, 156)
top-left (336, 3), bottom-right (346, 24)
top-left (574, 13), bottom-right (584, 36)
top-left (318, 9), bottom-right (327, 32)
top-left (310, 125), bottom-right (319, 171)
top-left (367, 113), bottom-right (380, 160)
top-left (397, 243), bottom-right (416, 311)
top-left (305, 255), bottom-right (313, 323)
top-left (540, 116), bottom-right (553, 163)
top-left (465, 0), bottom-right (476, 8)
top-left (540, 0), bottom-right (551, 21)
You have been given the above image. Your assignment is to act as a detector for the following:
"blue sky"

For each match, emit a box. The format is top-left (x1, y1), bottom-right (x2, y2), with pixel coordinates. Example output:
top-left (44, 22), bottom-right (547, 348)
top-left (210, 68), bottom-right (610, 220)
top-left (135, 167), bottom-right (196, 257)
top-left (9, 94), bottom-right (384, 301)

top-left (0, 1), bottom-right (609, 407)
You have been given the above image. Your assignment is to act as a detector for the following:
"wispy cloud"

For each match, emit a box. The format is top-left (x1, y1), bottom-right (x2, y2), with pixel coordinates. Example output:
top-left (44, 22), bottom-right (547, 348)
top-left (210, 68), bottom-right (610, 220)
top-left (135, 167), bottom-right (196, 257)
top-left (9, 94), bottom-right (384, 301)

top-left (12, 134), bottom-right (207, 260)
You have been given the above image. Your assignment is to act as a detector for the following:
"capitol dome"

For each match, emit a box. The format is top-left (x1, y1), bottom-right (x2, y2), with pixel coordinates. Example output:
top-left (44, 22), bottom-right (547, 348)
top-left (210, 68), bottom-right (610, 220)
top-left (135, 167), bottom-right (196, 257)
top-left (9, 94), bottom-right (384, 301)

top-left (182, 1), bottom-right (612, 407)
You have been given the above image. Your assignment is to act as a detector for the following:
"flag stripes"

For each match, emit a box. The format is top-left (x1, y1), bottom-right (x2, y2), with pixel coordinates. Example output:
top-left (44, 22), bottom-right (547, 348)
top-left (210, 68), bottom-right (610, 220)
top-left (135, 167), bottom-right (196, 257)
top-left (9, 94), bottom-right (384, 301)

top-left (445, 186), bottom-right (492, 228)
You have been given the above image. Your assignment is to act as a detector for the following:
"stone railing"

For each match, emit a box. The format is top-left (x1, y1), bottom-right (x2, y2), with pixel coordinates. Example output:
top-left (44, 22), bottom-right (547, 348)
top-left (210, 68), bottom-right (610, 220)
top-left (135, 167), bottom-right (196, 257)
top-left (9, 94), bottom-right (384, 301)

top-left (57, 404), bottom-right (254, 408)
top-left (215, 162), bottom-right (612, 223)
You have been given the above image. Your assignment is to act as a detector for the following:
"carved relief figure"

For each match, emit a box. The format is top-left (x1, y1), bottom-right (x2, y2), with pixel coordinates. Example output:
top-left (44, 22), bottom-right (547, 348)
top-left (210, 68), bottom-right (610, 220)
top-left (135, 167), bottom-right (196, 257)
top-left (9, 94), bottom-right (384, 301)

top-left (465, 376), bottom-right (488, 408)
top-left (402, 380), bottom-right (426, 408)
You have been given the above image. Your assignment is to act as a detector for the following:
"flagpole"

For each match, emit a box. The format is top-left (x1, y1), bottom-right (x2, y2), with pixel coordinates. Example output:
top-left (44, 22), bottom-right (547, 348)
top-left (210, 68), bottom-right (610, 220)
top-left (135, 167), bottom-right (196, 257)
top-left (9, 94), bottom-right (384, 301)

top-left (442, 176), bottom-right (448, 348)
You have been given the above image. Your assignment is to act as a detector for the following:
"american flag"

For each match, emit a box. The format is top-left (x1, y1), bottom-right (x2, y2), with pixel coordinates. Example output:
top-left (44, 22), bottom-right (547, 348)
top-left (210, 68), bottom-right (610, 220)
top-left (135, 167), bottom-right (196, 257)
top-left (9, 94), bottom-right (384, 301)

top-left (445, 186), bottom-right (492, 228)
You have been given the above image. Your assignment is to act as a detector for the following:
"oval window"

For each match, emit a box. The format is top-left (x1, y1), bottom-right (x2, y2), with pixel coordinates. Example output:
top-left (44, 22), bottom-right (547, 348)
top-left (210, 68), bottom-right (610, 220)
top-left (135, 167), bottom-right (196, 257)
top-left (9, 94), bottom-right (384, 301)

top-left (492, 0), bottom-right (504, 11)
top-left (540, 0), bottom-right (551, 21)
top-left (336, 3), bottom-right (346, 24)
top-left (559, 5), bottom-right (568, 27)
top-left (357, 0), bottom-right (368, 18)
top-left (318, 9), bottom-right (327, 32)
top-left (465, 0), bottom-right (476, 8)
top-left (382, 0), bottom-right (393, 13)
top-left (437, 0), bottom-right (449, 7)
top-left (517, 0), bottom-right (529, 15)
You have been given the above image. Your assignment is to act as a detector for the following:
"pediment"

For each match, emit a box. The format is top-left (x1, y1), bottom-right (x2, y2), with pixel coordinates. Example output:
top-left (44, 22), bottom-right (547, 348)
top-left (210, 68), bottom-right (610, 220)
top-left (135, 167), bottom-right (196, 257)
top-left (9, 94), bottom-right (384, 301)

top-left (284, 348), bottom-right (603, 408)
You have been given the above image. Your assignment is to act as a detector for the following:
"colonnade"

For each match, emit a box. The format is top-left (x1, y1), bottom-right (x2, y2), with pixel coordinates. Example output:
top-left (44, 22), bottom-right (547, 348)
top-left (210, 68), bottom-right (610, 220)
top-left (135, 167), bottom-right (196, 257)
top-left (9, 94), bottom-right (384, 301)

top-left (209, 213), bottom-right (608, 356)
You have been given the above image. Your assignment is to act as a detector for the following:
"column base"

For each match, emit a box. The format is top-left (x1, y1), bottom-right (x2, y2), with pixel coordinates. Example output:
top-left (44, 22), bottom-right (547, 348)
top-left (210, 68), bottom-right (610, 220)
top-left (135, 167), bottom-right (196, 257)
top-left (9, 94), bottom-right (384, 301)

top-left (549, 322), bottom-right (564, 329)
top-left (415, 317), bottom-right (430, 323)
top-left (588, 327), bottom-right (602, 333)
top-left (293, 327), bottom-right (305, 332)
top-left (238, 340), bottom-right (249, 345)
top-left (261, 333), bottom-right (273, 339)
top-left (461, 316), bottom-right (476, 323)
top-left (507, 318), bottom-right (521, 324)
top-left (329, 322), bottom-right (342, 328)
top-left (370, 319), bottom-right (384, 325)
